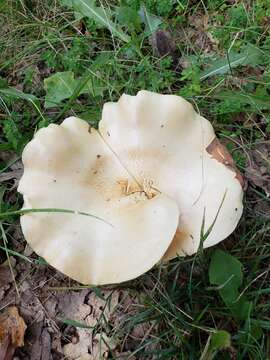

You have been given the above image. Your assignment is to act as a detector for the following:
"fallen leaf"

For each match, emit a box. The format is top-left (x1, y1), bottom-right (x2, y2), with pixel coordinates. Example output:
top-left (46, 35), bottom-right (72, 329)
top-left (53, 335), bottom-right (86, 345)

top-left (62, 290), bottom-right (119, 359)
top-left (175, 13), bottom-right (217, 54)
top-left (63, 328), bottom-right (92, 360)
top-left (245, 141), bottom-right (270, 196)
top-left (19, 281), bottom-right (46, 324)
top-left (25, 322), bottom-right (52, 360)
top-left (0, 306), bottom-right (27, 360)
top-left (0, 258), bottom-right (16, 302)
top-left (0, 169), bottom-right (23, 183)
top-left (87, 290), bottom-right (119, 326)
top-left (63, 329), bottom-right (115, 360)
top-left (91, 333), bottom-right (116, 359)
top-left (57, 289), bottom-right (91, 322)
top-left (189, 13), bottom-right (209, 31)
top-left (254, 199), bottom-right (270, 219)
top-left (0, 264), bottom-right (13, 288)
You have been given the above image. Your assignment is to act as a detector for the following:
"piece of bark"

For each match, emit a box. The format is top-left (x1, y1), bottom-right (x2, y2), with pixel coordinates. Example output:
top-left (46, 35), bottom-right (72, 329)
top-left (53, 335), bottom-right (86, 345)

top-left (0, 306), bottom-right (27, 360)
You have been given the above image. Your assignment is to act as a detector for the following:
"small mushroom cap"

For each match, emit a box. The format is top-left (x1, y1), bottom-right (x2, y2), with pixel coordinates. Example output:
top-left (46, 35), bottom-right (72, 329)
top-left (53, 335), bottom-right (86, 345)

top-left (18, 117), bottom-right (179, 285)
top-left (100, 90), bottom-right (243, 258)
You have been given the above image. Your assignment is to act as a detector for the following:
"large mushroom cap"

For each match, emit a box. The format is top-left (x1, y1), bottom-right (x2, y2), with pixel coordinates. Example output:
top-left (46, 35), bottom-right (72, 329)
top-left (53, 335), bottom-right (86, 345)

top-left (18, 90), bottom-right (243, 285)
top-left (99, 90), bottom-right (243, 259)
top-left (18, 117), bottom-right (179, 285)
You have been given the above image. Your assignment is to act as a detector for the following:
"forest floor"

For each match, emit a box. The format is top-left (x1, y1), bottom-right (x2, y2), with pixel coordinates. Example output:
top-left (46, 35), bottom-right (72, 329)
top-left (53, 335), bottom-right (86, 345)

top-left (0, 0), bottom-right (270, 359)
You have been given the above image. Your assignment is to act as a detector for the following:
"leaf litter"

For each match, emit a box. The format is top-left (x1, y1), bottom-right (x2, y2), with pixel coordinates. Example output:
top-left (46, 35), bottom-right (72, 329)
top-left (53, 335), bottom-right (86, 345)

top-left (245, 141), bottom-right (270, 198)
top-left (0, 232), bottom-right (157, 359)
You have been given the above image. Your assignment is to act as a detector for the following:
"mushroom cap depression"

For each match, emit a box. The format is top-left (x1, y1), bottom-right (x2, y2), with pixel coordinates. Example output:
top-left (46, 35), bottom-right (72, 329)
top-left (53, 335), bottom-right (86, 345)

top-left (18, 91), bottom-right (243, 284)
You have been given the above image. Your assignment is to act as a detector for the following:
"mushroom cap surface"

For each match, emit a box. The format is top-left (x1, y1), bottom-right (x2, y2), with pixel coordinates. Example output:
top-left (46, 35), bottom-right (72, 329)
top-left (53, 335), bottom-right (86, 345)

top-left (18, 117), bottom-right (179, 285)
top-left (99, 91), bottom-right (243, 259)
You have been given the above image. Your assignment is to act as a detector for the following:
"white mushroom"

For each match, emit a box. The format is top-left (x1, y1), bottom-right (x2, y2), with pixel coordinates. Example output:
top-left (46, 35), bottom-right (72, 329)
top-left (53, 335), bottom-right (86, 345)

top-left (99, 91), bottom-right (243, 259)
top-left (18, 117), bottom-right (179, 285)
top-left (18, 90), bottom-right (243, 285)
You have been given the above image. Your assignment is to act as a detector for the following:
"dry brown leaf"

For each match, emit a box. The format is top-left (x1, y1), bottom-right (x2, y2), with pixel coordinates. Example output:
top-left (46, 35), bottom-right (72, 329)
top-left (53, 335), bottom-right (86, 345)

top-left (91, 333), bottom-right (116, 359)
top-left (57, 289), bottom-right (91, 322)
top-left (0, 264), bottom-right (13, 288)
top-left (63, 329), bottom-right (116, 360)
top-left (19, 281), bottom-right (46, 324)
top-left (0, 262), bottom-right (14, 302)
top-left (0, 306), bottom-right (27, 360)
top-left (254, 199), bottom-right (270, 219)
top-left (87, 291), bottom-right (119, 326)
top-left (63, 328), bottom-right (92, 360)
top-left (62, 291), bottom-right (119, 359)
top-left (0, 169), bottom-right (23, 183)
top-left (245, 141), bottom-right (270, 196)
top-left (25, 322), bottom-right (52, 360)
top-left (183, 13), bottom-right (217, 53)
top-left (189, 13), bottom-right (209, 31)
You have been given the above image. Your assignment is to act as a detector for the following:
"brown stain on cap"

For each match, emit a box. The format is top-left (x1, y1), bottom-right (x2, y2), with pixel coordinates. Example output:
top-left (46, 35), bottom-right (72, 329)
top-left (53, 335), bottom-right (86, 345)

top-left (206, 138), bottom-right (245, 188)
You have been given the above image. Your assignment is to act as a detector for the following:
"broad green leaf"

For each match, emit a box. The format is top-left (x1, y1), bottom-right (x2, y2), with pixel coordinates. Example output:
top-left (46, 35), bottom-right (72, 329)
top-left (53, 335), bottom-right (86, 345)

top-left (200, 330), bottom-right (231, 360)
top-left (250, 324), bottom-right (263, 340)
top-left (59, 0), bottom-right (73, 6)
top-left (80, 77), bottom-right (105, 98)
top-left (200, 44), bottom-right (264, 80)
top-left (209, 249), bottom-right (243, 304)
top-left (116, 6), bottom-right (141, 32)
top-left (59, 0), bottom-right (83, 19)
top-left (230, 297), bottom-right (253, 320)
top-left (209, 330), bottom-right (231, 352)
top-left (0, 87), bottom-right (39, 104)
top-left (3, 119), bottom-right (24, 153)
top-left (0, 76), bottom-right (8, 88)
top-left (72, 0), bottom-right (130, 42)
top-left (44, 71), bottom-right (104, 108)
top-left (139, 6), bottom-right (162, 35)
top-left (44, 71), bottom-right (77, 108)
top-left (0, 87), bottom-right (38, 103)
top-left (213, 91), bottom-right (270, 112)
top-left (0, 86), bottom-right (45, 122)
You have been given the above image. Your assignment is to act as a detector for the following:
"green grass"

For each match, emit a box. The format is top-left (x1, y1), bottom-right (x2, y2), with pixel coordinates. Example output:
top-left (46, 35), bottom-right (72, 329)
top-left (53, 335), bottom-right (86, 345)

top-left (0, 0), bottom-right (270, 359)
